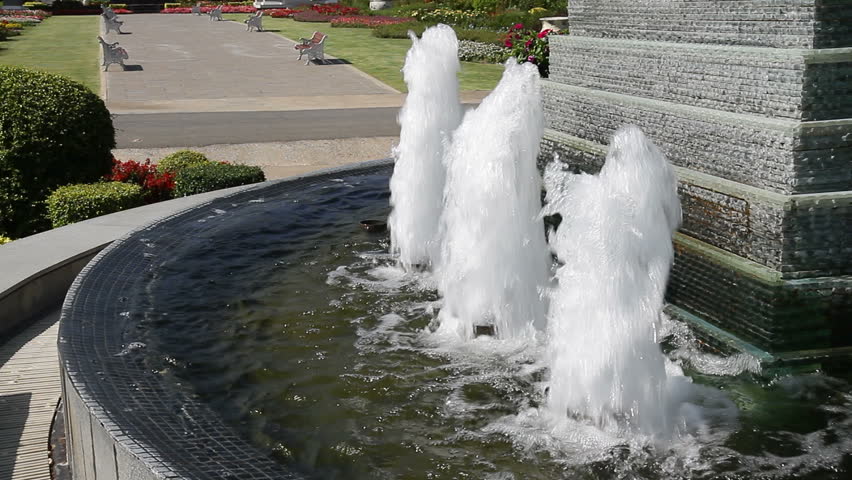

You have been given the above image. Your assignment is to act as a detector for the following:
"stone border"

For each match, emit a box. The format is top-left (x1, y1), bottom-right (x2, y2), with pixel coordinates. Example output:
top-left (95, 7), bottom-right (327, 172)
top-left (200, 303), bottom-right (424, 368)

top-left (58, 159), bottom-right (392, 480)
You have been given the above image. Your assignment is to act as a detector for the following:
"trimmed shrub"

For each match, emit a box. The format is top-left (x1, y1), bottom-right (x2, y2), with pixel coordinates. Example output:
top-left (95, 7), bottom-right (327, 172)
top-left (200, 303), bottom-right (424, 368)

top-left (157, 149), bottom-right (209, 174)
top-left (174, 163), bottom-right (265, 197)
top-left (0, 66), bottom-right (115, 237)
top-left (372, 23), bottom-right (502, 45)
top-left (22, 2), bottom-right (50, 10)
top-left (47, 182), bottom-right (143, 228)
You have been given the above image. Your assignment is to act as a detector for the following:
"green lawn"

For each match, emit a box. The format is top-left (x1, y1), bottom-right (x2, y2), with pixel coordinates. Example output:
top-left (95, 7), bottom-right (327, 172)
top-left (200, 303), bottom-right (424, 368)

top-left (224, 15), bottom-right (503, 92)
top-left (0, 16), bottom-right (100, 93)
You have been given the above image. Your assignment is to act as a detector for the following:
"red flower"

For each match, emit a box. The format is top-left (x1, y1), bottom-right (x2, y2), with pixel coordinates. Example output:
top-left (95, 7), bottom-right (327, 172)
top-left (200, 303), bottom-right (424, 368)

top-left (504, 39), bottom-right (514, 48)
top-left (538, 29), bottom-right (552, 39)
top-left (525, 39), bottom-right (533, 48)
top-left (513, 23), bottom-right (524, 30)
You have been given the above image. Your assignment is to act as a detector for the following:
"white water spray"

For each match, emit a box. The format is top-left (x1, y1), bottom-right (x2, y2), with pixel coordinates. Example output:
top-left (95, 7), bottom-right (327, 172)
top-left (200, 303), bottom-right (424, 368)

top-left (434, 60), bottom-right (551, 342)
top-left (388, 24), bottom-right (463, 270)
top-left (543, 126), bottom-right (682, 438)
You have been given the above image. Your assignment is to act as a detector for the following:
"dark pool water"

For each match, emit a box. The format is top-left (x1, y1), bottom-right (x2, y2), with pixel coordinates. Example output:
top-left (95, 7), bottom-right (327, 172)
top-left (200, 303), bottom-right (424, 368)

top-left (135, 170), bottom-right (852, 480)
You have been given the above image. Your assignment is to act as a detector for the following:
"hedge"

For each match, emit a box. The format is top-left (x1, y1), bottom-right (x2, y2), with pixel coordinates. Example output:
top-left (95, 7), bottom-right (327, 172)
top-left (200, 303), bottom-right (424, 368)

top-left (372, 22), bottom-right (503, 45)
top-left (0, 66), bottom-right (116, 238)
top-left (174, 163), bottom-right (265, 197)
top-left (157, 150), bottom-right (209, 174)
top-left (47, 182), bottom-right (143, 228)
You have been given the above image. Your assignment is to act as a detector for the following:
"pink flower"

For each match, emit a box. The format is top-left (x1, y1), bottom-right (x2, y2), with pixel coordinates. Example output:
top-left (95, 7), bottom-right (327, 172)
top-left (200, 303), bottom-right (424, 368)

top-left (527, 55), bottom-right (536, 63)
top-left (538, 29), bottom-right (552, 39)
top-left (525, 39), bottom-right (533, 48)
top-left (513, 23), bottom-right (524, 30)
top-left (504, 39), bottom-right (514, 48)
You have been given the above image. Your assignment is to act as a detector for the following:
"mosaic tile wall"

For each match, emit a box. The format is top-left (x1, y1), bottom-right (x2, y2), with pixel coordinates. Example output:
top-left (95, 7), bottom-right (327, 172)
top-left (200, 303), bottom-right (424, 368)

top-left (541, 0), bottom-right (852, 357)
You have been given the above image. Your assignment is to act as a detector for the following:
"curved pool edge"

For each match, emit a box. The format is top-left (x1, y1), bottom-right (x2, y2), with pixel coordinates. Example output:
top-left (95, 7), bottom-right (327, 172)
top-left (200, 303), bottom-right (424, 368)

top-left (58, 158), bottom-right (393, 480)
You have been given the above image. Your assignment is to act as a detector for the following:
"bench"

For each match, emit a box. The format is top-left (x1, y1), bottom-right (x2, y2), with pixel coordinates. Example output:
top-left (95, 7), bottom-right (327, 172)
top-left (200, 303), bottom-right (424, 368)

top-left (191, 3), bottom-right (202, 15)
top-left (245, 11), bottom-right (263, 32)
top-left (102, 12), bottom-right (124, 34)
top-left (100, 5), bottom-right (117, 19)
top-left (98, 36), bottom-right (128, 71)
top-left (295, 31), bottom-right (327, 65)
top-left (208, 5), bottom-right (223, 21)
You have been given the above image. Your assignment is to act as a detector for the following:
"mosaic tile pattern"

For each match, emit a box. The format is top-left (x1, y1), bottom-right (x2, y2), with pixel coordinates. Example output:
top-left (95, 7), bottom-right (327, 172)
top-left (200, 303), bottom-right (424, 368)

top-left (59, 160), bottom-right (394, 480)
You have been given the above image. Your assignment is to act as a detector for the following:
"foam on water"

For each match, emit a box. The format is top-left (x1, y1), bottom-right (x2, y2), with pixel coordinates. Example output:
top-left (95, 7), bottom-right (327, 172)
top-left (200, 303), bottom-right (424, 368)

top-left (388, 24), bottom-right (463, 271)
top-left (434, 59), bottom-right (551, 342)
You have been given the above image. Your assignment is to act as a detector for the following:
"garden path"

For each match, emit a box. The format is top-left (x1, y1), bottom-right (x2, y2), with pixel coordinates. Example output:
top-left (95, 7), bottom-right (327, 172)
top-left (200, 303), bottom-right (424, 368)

top-left (101, 13), bottom-right (398, 110)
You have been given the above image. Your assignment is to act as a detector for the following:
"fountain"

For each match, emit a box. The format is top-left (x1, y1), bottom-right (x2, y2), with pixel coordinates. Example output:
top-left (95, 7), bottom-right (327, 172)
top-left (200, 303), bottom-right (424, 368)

top-left (543, 126), bottom-right (681, 438)
top-left (57, 3), bottom-right (852, 479)
top-left (388, 24), bottom-right (462, 270)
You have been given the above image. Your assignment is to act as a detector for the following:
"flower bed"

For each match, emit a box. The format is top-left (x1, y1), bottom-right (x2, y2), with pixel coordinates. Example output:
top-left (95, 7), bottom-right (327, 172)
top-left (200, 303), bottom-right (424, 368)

top-left (292, 10), bottom-right (332, 22)
top-left (267, 8), bottom-right (299, 18)
top-left (503, 24), bottom-right (554, 77)
top-left (161, 5), bottom-right (256, 14)
top-left (330, 15), bottom-right (413, 28)
top-left (310, 4), bottom-right (358, 16)
top-left (0, 9), bottom-right (50, 20)
top-left (106, 159), bottom-right (175, 204)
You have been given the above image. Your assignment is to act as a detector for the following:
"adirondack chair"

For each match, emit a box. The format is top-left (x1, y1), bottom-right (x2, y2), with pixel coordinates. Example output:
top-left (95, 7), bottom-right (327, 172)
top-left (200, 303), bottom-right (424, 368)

top-left (245, 11), bottom-right (263, 32)
top-left (208, 5), bottom-right (223, 21)
top-left (191, 3), bottom-right (202, 15)
top-left (102, 12), bottom-right (124, 34)
top-left (98, 36), bottom-right (128, 71)
top-left (295, 31), bottom-right (327, 65)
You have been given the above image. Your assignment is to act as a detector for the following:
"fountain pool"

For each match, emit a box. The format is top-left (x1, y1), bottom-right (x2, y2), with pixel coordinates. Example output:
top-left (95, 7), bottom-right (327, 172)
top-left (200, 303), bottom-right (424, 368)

top-left (58, 24), bottom-right (852, 480)
top-left (89, 164), bottom-right (852, 480)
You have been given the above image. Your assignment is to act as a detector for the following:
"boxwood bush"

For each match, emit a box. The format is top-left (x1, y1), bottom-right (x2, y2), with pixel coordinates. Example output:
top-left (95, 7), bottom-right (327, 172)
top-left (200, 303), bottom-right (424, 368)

top-left (174, 163), bottom-right (265, 197)
top-left (157, 150), bottom-right (209, 174)
top-left (0, 66), bottom-right (115, 237)
top-left (47, 182), bottom-right (143, 228)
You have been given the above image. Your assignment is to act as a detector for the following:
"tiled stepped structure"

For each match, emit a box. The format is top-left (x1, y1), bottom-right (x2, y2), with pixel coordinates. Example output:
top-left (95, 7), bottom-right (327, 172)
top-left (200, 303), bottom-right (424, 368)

top-left (541, 0), bottom-right (852, 365)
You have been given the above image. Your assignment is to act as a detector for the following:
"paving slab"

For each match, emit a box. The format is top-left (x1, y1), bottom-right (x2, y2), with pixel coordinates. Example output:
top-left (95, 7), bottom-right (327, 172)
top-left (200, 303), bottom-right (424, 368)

top-left (101, 13), bottom-right (397, 107)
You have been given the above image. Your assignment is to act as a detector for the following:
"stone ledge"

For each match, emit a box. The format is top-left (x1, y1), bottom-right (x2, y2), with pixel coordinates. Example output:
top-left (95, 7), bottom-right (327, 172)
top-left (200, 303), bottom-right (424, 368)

top-left (541, 81), bottom-right (852, 194)
top-left (540, 129), bottom-right (852, 278)
top-left (549, 36), bottom-right (852, 121)
top-left (0, 185), bottom-right (259, 340)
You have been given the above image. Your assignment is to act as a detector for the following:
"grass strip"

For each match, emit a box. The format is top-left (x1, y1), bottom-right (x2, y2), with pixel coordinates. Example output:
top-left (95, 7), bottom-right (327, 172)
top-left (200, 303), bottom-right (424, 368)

top-left (0, 16), bottom-right (100, 93)
top-left (224, 14), bottom-right (502, 92)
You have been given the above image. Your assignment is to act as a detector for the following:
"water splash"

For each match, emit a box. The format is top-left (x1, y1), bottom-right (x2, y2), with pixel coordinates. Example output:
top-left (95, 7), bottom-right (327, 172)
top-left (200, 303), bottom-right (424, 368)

top-left (388, 24), bottom-right (463, 270)
top-left (543, 126), bottom-right (683, 438)
top-left (434, 60), bottom-right (551, 342)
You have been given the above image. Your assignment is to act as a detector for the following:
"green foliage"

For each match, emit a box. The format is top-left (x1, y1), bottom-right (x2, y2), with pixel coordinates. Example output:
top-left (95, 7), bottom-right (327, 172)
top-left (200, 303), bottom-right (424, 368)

top-left (164, 2), bottom-right (182, 8)
top-left (174, 163), bottom-right (266, 197)
top-left (0, 235), bottom-right (12, 245)
top-left (46, 182), bottom-right (143, 228)
top-left (372, 22), bottom-right (503, 45)
top-left (109, 3), bottom-right (128, 8)
top-left (157, 150), bottom-right (209, 174)
top-left (0, 66), bottom-right (115, 238)
top-left (23, 2), bottom-right (50, 9)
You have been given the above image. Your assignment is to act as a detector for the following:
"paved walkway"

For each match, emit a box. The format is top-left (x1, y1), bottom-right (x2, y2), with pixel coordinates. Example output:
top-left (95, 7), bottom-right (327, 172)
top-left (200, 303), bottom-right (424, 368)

top-left (102, 14), bottom-right (399, 111)
top-left (0, 310), bottom-right (61, 480)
